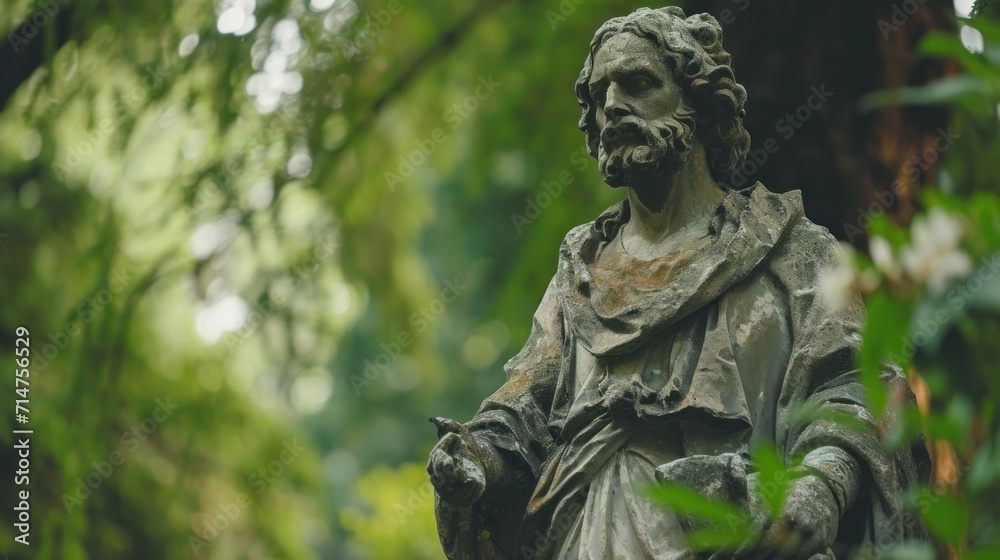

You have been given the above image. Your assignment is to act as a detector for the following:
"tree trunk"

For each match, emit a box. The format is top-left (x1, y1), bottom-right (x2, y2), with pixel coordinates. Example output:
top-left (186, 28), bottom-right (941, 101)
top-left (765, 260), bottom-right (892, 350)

top-left (695, 0), bottom-right (957, 246)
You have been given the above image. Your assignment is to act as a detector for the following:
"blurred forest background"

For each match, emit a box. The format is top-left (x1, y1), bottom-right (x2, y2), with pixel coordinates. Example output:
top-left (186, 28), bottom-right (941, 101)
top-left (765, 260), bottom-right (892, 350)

top-left (0, 0), bottom-right (997, 558)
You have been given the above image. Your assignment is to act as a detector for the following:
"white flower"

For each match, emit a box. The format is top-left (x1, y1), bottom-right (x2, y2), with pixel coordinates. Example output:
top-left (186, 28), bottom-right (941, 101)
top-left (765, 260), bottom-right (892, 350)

top-left (869, 236), bottom-right (901, 279)
top-left (819, 243), bottom-right (861, 310)
top-left (899, 207), bottom-right (973, 294)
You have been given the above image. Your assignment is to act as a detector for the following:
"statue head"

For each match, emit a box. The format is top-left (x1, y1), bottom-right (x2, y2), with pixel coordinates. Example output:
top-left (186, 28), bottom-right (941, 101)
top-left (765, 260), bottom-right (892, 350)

top-left (575, 7), bottom-right (750, 188)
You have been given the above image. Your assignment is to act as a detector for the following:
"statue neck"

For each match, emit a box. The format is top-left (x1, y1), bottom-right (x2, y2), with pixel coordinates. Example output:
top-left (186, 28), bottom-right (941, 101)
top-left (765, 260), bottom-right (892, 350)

top-left (623, 148), bottom-right (723, 246)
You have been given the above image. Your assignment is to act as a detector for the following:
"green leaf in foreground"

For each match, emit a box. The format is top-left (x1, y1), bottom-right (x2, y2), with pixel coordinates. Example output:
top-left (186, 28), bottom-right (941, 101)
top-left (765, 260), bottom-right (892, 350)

top-left (753, 442), bottom-right (789, 519)
top-left (921, 493), bottom-right (968, 545)
top-left (859, 291), bottom-right (914, 415)
top-left (859, 75), bottom-right (989, 112)
top-left (646, 483), bottom-right (755, 550)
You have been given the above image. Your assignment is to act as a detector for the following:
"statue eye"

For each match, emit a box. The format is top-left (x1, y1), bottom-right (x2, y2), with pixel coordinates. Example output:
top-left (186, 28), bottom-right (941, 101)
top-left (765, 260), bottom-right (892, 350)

top-left (629, 75), bottom-right (654, 91)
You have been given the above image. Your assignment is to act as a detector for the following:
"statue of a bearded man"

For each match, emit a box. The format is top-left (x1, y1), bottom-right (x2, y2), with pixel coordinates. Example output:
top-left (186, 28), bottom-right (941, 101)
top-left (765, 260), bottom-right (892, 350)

top-left (427, 7), bottom-right (929, 559)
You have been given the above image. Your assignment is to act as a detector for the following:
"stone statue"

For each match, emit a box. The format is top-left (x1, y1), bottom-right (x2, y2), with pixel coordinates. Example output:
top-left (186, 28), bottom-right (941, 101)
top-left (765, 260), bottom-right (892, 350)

top-left (427, 7), bottom-right (929, 559)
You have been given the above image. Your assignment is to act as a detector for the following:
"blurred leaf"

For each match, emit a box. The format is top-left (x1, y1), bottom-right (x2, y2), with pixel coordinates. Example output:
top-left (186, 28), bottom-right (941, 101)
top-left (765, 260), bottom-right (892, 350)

top-left (919, 33), bottom-right (997, 78)
top-left (752, 443), bottom-right (789, 519)
top-left (921, 494), bottom-right (968, 545)
top-left (860, 292), bottom-right (913, 415)
top-left (859, 75), bottom-right (990, 112)
top-left (646, 483), bottom-right (754, 551)
top-left (967, 429), bottom-right (1000, 492)
top-left (966, 545), bottom-right (1000, 560)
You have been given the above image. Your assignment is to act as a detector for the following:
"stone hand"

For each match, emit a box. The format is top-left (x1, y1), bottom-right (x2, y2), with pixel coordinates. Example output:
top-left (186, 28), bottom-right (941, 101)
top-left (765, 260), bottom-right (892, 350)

top-left (737, 472), bottom-right (839, 559)
top-left (426, 417), bottom-right (488, 507)
top-left (655, 453), bottom-right (750, 536)
top-left (656, 453), bottom-right (750, 504)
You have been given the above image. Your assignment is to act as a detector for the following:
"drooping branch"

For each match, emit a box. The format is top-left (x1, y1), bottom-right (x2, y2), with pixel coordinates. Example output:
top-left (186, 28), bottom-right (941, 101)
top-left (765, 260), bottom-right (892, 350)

top-left (325, 0), bottom-right (512, 164)
top-left (0, 1), bottom-right (80, 111)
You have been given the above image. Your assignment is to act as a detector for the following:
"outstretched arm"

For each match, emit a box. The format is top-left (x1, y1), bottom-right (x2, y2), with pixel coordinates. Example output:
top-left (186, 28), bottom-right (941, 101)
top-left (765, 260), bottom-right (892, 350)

top-left (428, 276), bottom-right (566, 559)
top-left (456, 275), bottom-right (565, 491)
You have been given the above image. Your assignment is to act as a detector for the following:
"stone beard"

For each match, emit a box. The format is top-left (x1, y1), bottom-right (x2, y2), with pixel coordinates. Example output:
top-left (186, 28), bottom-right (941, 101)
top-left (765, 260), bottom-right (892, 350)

top-left (596, 104), bottom-right (696, 188)
top-left (427, 6), bottom-right (930, 560)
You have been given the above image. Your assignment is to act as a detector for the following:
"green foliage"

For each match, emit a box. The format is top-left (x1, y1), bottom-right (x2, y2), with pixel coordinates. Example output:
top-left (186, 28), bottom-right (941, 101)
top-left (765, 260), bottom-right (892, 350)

top-left (339, 463), bottom-right (440, 559)
top-left (921, 493), bottom-right (968, 544)
top-left (750, 443), bottom-right (791, 519)
top-left (855, 11), bottom-right (1000, 557)
top-left (644, 444), bottom-right (814, 553)
top-left (860, 291), bottom-right (911, 414)
top-left (0, 0), bottom-right (659, 557)
top-left (647, 483), bottom-right (754, 551)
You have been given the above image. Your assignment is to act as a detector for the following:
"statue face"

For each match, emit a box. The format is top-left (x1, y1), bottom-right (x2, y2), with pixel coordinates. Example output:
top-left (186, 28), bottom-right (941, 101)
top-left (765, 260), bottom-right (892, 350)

top-left (588, 32), bottom-right (695, 187)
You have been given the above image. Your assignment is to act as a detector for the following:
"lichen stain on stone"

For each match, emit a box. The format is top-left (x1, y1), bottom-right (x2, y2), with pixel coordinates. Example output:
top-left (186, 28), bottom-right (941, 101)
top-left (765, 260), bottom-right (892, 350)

top-left (735, 286), bottom-right (776, 346)
top-left (494, 374), bottom-right (531, 401)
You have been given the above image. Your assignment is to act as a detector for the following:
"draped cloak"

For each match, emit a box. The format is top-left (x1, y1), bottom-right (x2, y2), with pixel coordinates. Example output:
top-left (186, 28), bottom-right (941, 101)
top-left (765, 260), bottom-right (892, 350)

top-left (434, 184), bottom-right (930, 560)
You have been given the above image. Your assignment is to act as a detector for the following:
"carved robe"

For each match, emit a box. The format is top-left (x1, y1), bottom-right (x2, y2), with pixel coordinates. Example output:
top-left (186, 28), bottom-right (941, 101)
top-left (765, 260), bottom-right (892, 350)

top-left (435, 184), bottom-right (929, 559)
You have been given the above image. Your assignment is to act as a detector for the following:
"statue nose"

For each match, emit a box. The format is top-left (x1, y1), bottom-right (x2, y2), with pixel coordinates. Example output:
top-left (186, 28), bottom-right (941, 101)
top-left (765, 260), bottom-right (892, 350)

top-left (603, 84), bottom-right (631, 120)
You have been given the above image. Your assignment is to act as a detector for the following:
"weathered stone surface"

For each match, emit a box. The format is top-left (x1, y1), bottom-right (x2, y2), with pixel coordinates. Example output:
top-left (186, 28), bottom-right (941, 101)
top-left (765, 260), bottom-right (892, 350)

top-left (427, 7), bottom-right (929, 559)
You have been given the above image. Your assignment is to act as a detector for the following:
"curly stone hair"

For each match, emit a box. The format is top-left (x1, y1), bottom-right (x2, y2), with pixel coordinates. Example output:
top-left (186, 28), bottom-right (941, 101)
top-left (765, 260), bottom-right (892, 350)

top-left (574, 7), bottom-right (751, 183)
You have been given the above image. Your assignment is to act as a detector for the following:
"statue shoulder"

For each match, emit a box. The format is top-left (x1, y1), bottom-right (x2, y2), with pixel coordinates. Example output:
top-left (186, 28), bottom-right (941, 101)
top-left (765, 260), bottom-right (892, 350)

top-left (560, 200), bottom-right (627, 251)
top-left (761, 214), bottom-right (865, 331)
top-left (561, 222), bottom-right (593, 248)
top-left (767, 214), bottom-right (846, 289)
